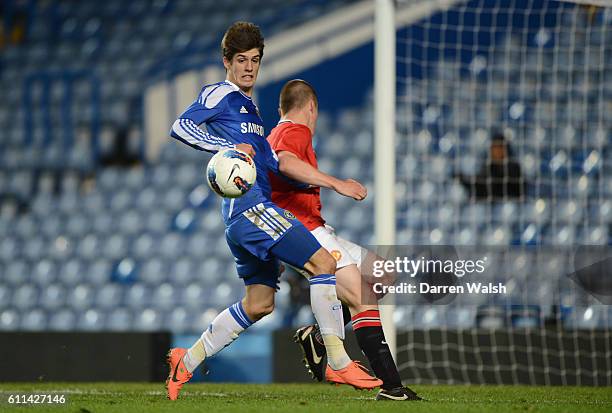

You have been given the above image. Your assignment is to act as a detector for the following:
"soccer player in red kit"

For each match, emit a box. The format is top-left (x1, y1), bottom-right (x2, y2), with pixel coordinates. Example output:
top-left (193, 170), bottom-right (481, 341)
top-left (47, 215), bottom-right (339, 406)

top-left (268, 80), bottom-right (421, 401)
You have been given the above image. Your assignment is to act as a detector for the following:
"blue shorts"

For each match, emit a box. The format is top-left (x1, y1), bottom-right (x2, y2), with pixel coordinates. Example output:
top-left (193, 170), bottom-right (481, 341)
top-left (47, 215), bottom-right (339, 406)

top-left (225, 202), bottom-right (321, 289)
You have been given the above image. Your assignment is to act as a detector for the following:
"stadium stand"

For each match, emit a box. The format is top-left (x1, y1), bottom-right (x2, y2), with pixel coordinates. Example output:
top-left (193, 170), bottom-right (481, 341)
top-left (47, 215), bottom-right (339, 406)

top-left (0, 0), bottom-right (610, 337)
top-left (0, 0), bottom-right (354, 332)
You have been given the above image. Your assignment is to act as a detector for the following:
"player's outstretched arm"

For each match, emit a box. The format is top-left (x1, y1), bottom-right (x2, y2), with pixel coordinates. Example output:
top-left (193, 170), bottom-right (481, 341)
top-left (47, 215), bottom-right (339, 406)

top-left (170, 117), bottom-right (234, 153)
top-left (277, 151), bottom-right (366, 201)
top-left (169, 89), bottom-right (247, 154)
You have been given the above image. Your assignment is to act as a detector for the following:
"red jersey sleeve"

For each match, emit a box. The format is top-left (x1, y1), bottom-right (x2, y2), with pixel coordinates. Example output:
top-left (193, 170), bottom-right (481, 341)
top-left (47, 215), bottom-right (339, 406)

top-left (273, 125), bottom-right (311, 158)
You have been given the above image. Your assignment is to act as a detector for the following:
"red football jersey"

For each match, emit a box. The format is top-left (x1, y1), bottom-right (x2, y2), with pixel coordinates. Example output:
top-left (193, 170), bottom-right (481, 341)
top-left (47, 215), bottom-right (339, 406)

top-left (267, 121), bottom-right (325, 231)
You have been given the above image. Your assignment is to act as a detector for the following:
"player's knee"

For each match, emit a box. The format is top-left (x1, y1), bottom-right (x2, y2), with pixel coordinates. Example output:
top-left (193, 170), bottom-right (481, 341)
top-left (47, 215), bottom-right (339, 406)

top-left (316, 250), bottom-right (337, 275)
top-left (244, 301), bottom-right (274, 321)
top-left (305, 248), bottom-right (337, 276)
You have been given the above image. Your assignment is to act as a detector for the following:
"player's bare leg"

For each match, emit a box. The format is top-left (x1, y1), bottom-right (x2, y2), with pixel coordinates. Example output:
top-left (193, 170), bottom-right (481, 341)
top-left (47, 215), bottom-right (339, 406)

top-left (242, 284), bottom-right (276, 321)
top-left (302, 248), bottom-right (382, 390)
top-left (167, 285), bottom-right (273, 400)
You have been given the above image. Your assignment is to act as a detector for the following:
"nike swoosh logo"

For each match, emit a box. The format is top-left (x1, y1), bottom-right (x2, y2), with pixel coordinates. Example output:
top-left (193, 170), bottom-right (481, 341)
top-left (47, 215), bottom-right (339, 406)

top-left (300, 326), bottom-right (313, 341)
top-left (387, 394), bottom-right (409, 400)
top-left (227, 163), bottom-right (240, 183)
top-left (171, 361), bottom-right (181, 382)
top-left (309, 336), bottom-right (323, 364)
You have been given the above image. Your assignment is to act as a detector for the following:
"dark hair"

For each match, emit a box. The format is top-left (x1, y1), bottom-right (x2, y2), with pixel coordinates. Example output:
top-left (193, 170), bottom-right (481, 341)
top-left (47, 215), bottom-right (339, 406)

top-left (221, 21), bottom-right (264, 61)
top-left (491, 131), bottom-right (506, 144)
top-left (279, 79), bottom-right (318, 114)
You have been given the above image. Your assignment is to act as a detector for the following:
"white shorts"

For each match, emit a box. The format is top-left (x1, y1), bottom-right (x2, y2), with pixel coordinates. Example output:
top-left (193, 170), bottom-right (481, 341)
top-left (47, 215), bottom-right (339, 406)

top-left (310, 224), bottom-right (368, 270)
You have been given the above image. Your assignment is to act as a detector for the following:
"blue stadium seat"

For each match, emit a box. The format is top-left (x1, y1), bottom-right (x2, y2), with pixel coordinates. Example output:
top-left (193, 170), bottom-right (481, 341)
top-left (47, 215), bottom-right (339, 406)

top-left (190, 308), bottom-right (220, 333)
top-left (150, 164), bottom-right (173, 187)
top-left (579, 226), bottom-right (608, 245)
top-left (209, 282), bottom-right (240, 308)
top-left (48, 309), bottom-right (77, 331)
top-left (125, 284), bottom-right (150, 309)
top-left (135, 187), bottom-right (157, 211)
top-left (397, 228), bottom-right (417, 244)
top-left (0, 308), bottom-right (20, 331)
top-left (153, 283), bottom-right (176, 310)
top-left (171, 258), bottom-right (196, 286)
top-left (392, 306), bottom-right (414, 328)
top-left (536, 254), bottom-right (566, 278)
top-left (173, 208), bottom-right (197, 233)
top-left (57, 193), bottom-right (80, 215)
top-left (32, 259), bottom-right (58, 285)
top-left (56, 258), bottom-right (81, 285)
top-left (415, 180), bottom-right (437, 202)
top-left (103, 234), bottom-right (128, 260)
top-left (564, 306), bottom-right (603, 329)
top-left (522, 199), bottom-right (550, 225)
top-left (475, 305), bottom-right (506, 329)
top-left (40, 284), bottom-right (66, 310)
top-left (182, 282), bottom-right (207, 310)
top-left (66, 214), bottom-right (91, 238)
top-left (139, 258), bottom-right (167, 285)
top-left (111, 258), bottom-right (137, 284)
top-left (165, 306), bottom-right (192, 333)
top-left (106, 307), bottom-right (132, 331)
top-left (158, 233), bottom-right (185, 259)
top-left (119, 210), bottom-right (144, 235)
top-left (591, 201), bottom-right (612, 223)
top-left (507, 251), bottom-right (532, 278)
top-left (461, 204), bottom-right (488, 226)
top-left (453, 227), bottom-right (478, 245)
top-left (187, 184), bottom-right (212, 208)
top-left (483, 226), bottom-right (511, 246)
top-left (176, 164), bottom-right (200, 187)
top-left (77, 309), bottom-right (105, 331)
top-left (15, 216), bottom-right (38, 239)
top-left (340, 158), bottom-right (364, 179)
top-left (95, 284), bottom-right (123, 309)
top-left (548, 225), bottom-right (576, 246)
top-left (69, 284), bottom-right (95, 310)
top-left (445, 307), bottom-right (476, 328)
top-left (146, 211), bottom-right (172, 234)
top-left (2, 259), bottom-right (30, 286)
top-left (0, 284), bottom-right (9, 310)
top-left (493, 202), bottom-right (518, 225)
top-left (21, 309), bottom-right (47, 331)
top-left (413, 307), bottom-right (444, 328)
top-left (109, 190), bottom-right (134, 211)
top-left (23, 237), bottom-right (47, 261)
top-left (134, 308), bottom-right (162, 331)
top-left (12, 284), bottom-right (38, 310)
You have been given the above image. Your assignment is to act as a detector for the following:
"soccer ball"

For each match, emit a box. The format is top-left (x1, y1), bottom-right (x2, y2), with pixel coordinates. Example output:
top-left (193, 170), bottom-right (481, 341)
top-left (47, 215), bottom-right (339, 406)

top-left (206, 148), bottom-right (257, 198)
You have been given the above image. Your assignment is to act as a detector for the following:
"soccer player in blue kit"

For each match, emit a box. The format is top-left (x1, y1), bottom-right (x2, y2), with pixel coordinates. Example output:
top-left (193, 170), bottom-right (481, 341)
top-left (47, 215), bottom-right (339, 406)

top-left (165, 22), bottom-right (381, 400)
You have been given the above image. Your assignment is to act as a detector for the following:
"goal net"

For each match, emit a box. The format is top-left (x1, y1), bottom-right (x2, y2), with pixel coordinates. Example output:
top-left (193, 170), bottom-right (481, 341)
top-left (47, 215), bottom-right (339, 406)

top-left (390, 0), bottom-right (612, 385)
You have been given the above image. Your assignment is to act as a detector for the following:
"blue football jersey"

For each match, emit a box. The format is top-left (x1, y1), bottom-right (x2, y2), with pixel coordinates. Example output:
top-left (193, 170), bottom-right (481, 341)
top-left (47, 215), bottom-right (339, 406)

top-left (170, 80), bottom-right (280, 222)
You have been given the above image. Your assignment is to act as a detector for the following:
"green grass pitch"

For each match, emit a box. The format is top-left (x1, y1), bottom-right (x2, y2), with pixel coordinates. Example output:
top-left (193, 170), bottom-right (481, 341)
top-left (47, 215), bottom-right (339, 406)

top-left (1, 382), bottom-right (611, 412)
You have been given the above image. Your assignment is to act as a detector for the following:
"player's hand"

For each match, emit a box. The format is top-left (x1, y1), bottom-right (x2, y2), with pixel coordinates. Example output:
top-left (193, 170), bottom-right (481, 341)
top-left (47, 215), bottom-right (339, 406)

top-left (334, 178), bottom-right (367, 201)
top-left (236, 143), bottom-right (255, 157)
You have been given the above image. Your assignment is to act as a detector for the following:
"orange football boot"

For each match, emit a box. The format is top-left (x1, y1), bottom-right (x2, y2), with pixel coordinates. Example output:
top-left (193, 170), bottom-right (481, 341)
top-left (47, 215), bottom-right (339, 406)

top-left (325, 361), bottom-right (383, 390)
top-left (165, 348), bottom-right (193, 400)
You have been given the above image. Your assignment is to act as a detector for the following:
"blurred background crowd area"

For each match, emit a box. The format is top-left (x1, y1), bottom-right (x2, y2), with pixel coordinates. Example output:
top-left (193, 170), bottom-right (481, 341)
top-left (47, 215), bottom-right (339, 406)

top-left (0, 0), bottom-right (610, 334)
